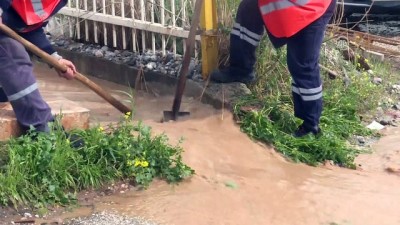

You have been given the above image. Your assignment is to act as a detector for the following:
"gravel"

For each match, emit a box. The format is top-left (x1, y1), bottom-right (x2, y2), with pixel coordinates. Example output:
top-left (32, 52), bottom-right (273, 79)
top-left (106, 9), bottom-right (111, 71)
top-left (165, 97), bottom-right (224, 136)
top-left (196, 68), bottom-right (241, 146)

top-left (48, 35), bottom-right (200, 79)
top-left (353, 15), bottom-right (400, 37)
top-left (64, 211), bottom-right (159, 225)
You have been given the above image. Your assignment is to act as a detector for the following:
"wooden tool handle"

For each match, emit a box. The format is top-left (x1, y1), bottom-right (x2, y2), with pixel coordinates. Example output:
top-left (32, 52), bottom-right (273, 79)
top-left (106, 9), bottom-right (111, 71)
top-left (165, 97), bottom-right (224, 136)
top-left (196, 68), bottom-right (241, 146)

top-left (171, 0), bottom-right (203, 119)
top-left (0, 23), bottom-right (131, 114)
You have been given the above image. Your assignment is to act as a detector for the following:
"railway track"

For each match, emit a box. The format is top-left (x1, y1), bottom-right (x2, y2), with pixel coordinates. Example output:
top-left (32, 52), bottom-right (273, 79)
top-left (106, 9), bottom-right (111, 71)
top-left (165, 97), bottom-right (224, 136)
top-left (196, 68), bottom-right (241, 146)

top-left (327, 25), bottom-right (400, 57)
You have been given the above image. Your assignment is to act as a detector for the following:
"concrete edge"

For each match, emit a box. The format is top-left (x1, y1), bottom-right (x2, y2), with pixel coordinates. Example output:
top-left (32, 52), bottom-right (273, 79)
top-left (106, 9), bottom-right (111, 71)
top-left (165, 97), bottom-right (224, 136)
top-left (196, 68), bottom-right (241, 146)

top-left (51, 47), bottom-right (232, 110)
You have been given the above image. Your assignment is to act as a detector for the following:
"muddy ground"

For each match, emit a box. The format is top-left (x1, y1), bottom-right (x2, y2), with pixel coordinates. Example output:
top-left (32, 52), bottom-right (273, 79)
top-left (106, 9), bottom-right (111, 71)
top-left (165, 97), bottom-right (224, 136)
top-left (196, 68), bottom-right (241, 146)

top-left (1, 62), bottom-right (400, 225)
top-left (1, 16), bottom-right (400, 224)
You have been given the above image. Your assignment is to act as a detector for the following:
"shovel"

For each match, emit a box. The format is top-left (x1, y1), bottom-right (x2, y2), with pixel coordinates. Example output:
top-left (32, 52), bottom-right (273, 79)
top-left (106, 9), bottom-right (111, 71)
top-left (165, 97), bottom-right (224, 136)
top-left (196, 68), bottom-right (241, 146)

top-left (163, 0), bottom-right (204, 122)
top-left (0, 23), bottom-right (131, 114)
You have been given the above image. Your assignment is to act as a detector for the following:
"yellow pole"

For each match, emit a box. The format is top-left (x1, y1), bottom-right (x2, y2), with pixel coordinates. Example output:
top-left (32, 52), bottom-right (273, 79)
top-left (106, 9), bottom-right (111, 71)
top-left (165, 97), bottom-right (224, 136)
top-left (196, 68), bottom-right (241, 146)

top-left (200, 0), bottom-right (219, 80)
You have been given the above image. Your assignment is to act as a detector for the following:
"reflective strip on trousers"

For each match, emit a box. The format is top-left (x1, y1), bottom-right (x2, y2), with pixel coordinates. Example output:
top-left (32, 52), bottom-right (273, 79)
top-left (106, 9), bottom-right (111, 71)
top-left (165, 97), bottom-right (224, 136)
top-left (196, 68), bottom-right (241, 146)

top-left (260, 0), bottom-right (310, 15)
top-left (231, 23), bottom-right (262, 47)
top-left (295, 85), bottom-right (322, 94)
top-left (292, 85), bottom-right (322, 101)
top-left (231, 30), bottom-right (260, 46)
top-left (7, 83), bottom-right (39, 102)
top-left (31, 0), bottom-right (46, 17)
top-left (233, 23), bottom-right (263, 41)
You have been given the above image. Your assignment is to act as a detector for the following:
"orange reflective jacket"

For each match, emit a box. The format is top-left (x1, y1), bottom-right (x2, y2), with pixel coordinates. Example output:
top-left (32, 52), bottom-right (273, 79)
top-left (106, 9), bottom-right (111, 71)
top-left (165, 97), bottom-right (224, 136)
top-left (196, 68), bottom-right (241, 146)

top-left (11, 0), bottom-right (60, 25)
top-left (259, 0), bottom-right (331, 38)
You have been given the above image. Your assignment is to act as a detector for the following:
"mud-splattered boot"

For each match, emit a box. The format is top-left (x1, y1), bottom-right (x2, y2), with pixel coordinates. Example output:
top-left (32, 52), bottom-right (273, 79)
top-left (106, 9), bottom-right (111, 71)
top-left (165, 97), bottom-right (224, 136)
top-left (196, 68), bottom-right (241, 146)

top-left (210, 68), bottom-right (256, 84)
top-left (293, 123), bottom-right (322, 138)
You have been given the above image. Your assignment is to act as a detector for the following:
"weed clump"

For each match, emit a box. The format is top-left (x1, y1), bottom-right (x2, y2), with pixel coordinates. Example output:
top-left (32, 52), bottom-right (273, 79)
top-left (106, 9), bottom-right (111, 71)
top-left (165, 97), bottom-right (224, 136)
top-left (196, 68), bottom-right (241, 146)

top-left (0, 113), bottom-right (194, 208)
top-left (234, 39), bottom-right (397, 168)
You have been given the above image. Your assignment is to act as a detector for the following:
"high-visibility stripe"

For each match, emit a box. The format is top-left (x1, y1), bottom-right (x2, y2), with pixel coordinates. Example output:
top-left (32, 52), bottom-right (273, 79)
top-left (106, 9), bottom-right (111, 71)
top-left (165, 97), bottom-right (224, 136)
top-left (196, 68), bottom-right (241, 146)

top-left (292, 87), bottom-right (322, 101)
top-left (231, 30), bottom-right (259, 47)
top-left (302, 92), bottom-right (322, 101)
top-left (292, 85), bottom-right (322, 94)
top-left (31, 0), bottom-right (46, 17)
top-left (8, 83), bottom-right (38, 102)
top-left (260, 0), bottom-right (310, 15)
top-left (233, 23), bottom-right (263, 41)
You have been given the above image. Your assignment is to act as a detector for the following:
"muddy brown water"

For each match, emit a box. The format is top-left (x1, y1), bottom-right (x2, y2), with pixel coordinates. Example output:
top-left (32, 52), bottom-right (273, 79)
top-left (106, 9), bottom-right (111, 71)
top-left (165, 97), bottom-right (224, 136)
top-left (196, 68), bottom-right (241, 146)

top-left (2, 64), bottom-right (400, 225)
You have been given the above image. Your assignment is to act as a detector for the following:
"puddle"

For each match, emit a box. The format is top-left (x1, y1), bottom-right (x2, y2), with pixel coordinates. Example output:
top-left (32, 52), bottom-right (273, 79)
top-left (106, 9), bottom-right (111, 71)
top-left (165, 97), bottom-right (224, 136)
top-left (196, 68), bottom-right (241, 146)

top-left (2, 64), bottom-right (400, 225)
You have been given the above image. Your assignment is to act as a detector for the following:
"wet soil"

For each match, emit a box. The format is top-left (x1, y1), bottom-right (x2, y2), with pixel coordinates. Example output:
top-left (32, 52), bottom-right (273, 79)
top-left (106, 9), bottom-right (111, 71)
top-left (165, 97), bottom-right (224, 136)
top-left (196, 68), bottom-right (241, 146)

top-left (2, 64), bottom-right (400, 225)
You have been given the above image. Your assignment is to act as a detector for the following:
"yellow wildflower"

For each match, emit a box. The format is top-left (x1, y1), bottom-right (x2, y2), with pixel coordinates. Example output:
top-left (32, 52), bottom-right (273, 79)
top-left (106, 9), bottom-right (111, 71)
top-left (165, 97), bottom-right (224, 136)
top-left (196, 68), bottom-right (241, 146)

top-left (141, 161), bottom-right (149, 168)
top-left (124, 112), bottom-right (132, 120)
top-left (98, 126), bottom-right (104, 132)
top-left (134, 160), bottom-right (141, 167)
top-left (133, 159), bottom-right (149, 168)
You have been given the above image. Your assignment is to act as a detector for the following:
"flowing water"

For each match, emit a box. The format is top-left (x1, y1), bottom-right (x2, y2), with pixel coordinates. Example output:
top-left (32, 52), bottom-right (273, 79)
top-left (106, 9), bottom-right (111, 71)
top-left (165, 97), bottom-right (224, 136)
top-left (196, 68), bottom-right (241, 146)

top-left (2, 64), bottom-right (400, 225)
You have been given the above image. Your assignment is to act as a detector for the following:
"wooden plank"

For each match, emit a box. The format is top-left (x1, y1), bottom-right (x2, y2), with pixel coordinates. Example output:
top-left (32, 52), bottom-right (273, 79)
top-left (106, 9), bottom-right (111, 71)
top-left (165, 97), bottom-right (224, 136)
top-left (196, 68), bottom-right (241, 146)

top-left (161, 0), bottom-right (166, 55)
top-left (141, 0), bottom-right (146, 52)
top-left (151, 0), bottom-right (155, 53)
top-left (121, 0), bottom-right (126, 49)
top-left (102, 0), bottom-right (107, 46)
top-left (58, 8), bottom-right (200, 40)
top-left (84, 0), bottom-right (89, 42)
top-left (76, 0), bottom-right (81, 40)
top-left (112, 0), bottom-right (117, 47)
top-left (68, 17), bottom-right (73, 38)
top-left (93, 0), bottom-right (98, 43)
top-left (182, 0), bottom-right (186, 55)
top-left (171, 0), bottom-right (177, 55)
top-left (131, 0), bottom-right (137, 52)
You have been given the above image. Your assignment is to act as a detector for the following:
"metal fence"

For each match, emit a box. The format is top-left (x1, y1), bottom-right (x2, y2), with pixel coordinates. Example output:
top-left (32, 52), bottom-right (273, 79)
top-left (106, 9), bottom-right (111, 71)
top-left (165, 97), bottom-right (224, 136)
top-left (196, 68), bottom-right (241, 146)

top-left (46, 0), bottom-right (198, 55)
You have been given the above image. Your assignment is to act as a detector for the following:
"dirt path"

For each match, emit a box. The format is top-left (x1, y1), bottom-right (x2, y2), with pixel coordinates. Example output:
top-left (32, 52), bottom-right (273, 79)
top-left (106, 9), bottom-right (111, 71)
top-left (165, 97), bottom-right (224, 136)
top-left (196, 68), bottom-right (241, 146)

top-left (88, 118), bottom-right (400, 225)
top-left (5, 64), bottom-right (400, 225)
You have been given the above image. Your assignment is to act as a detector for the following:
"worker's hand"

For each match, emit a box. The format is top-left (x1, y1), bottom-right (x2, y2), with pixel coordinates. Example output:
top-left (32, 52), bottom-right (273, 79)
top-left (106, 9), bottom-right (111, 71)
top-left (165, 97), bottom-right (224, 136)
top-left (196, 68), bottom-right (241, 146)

top-left (57, 59), bottom-right (77, 80)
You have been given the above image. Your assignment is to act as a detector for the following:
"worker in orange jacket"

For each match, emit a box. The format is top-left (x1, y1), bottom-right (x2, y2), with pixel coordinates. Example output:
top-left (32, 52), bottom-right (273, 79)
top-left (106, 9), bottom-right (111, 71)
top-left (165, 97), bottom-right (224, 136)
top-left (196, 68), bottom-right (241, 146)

top-left (1, 1), bottom-right (82, 146)
top-left (211, 0), bottom-right (336, 137)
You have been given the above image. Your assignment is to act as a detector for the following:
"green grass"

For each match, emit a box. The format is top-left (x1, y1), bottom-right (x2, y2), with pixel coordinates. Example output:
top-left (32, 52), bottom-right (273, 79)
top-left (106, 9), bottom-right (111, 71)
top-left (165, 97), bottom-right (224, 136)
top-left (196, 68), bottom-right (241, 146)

top-left (233, 38), bottom-right (398, 168)
top-left (0, 113), bottom-right (194, 208)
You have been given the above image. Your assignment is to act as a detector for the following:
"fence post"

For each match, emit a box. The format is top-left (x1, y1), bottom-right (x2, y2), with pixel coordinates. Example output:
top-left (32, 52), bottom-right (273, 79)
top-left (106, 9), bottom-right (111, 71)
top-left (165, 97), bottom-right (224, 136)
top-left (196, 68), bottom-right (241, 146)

top-left (200, 0), bottom-right (218, 80)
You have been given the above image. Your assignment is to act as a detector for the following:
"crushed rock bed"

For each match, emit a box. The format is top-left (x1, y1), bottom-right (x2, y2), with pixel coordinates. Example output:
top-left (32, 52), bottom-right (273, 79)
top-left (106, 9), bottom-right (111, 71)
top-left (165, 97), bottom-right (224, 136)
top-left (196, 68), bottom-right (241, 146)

top-left (64, 212), bottom-right (159, 225)
top-left (47, 35), bottom-right (202, 82)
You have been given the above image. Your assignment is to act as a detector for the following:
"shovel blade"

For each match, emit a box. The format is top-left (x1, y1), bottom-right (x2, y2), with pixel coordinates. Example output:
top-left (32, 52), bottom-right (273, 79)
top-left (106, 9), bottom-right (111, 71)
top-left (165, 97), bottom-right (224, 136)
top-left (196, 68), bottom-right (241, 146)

top-left (162, 111), bottom-right (190, 122)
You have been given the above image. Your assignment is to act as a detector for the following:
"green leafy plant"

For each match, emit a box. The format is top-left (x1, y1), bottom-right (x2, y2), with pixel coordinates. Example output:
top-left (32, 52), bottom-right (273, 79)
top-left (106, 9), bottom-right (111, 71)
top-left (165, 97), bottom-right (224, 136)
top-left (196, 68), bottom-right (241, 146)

top-left (233, 38), bottom-right (397, 168)
top-left (0, 112), bottom-right (194, 208)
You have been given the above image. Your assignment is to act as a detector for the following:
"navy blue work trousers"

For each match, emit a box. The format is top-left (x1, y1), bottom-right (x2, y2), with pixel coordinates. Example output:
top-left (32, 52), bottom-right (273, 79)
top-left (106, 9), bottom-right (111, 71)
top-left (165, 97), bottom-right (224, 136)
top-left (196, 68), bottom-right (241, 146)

top-left (0, 33), bottom-right (53, 132)
top-left (230, 0), bottom-right (336, 128)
